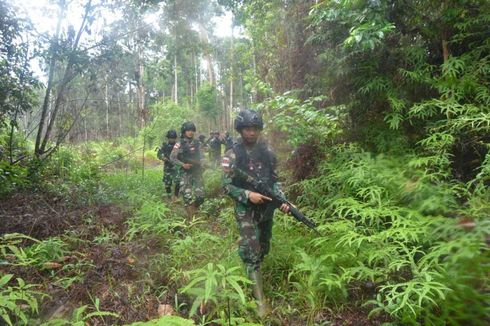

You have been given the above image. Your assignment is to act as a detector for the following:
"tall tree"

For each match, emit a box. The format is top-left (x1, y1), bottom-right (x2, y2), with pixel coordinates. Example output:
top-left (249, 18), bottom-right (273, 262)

top-left (35, 0), bottom-right (95, 157)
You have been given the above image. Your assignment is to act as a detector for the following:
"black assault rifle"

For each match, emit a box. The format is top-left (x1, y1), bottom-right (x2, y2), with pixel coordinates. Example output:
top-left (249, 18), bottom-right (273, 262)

top-left (233, 167), bottom-right (320, 235)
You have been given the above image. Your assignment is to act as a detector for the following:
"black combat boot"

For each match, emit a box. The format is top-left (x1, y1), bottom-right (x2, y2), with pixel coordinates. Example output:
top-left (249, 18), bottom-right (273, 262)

top-left (248, 269), bottom-right (271, 318)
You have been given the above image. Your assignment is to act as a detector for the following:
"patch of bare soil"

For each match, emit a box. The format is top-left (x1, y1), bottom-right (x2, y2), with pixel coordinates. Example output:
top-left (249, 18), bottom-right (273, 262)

top-left (0, 192), bottom-right (165, 324)
top-left (60, 243), bottom-right (159, 323)
top-left (0, 191), bottom-right (90, 239)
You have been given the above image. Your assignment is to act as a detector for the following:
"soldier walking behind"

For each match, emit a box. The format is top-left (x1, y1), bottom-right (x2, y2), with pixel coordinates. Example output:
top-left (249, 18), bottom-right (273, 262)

top-left (224, 131), bottom-right (234, 152)
top-left (157, 130), bottom-right (180, 201)
top-left (222, 109), bottom-right (289, 317)
top-left (170, 122), bottom-right (205, 219)
top-left (198, 134), bottom-right (208, 151)
top-left (208, 131), bottom-right (223, 168)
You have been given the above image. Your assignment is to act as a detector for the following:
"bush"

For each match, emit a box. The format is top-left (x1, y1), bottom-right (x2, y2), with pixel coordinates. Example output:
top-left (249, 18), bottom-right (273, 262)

top-left (0, 161), bottom-right (28, 197)
top-left (289, 144), bottom-right (489, 325)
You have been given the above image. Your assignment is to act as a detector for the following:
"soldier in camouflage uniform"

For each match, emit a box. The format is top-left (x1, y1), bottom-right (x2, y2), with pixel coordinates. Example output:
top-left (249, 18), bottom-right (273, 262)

top-left (170, 122), bottom-right (205, 219)
top-left (198, 134), bottom-right (208, 151)
top-left (222, 109), bottom-right (289, 317)
top-left (224, 131), bottom-right (234, 152)
top-left (208, 131), bottom-right (224, 168)
top-left (157, 130), bottom-right (180, 200)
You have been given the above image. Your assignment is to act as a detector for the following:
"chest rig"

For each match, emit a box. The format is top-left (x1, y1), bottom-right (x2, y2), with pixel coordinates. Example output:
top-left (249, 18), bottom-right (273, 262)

top-left (178, 138), bottom-right (200, 172)
top-left (232, 141), bottom-right (275, 191)
top-left (163, 143), bottom-right (174, 158)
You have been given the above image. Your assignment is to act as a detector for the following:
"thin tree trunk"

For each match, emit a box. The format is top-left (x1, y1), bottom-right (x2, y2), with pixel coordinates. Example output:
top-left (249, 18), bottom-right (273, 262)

top-left (192, 51), bottom-right (196, 106)
top-left (84, 117), bottom-right (87, 142)
top-left (138, 62), bottom-right (145, 128)
top-left (8, 114), bottom-right (17, 164)
top-left (142, 134), bottom-right (146, 179)
top-left (105, 74), bottom-right (110, 138)
top-left (117, 93), bottom-right (123, 137)
top-left (229, 31), bottom-right (234, 130)
top-left (251, 39), bottom-right (257, 103)
top-left (222, 97), bottom-right (227, 131)
top-left (194, 51), bottom-right (200, 95)
top-left (442, 37), bottom-right (449, 62)
top-left (198, 24), bottom-right (215, 86)
top-left (35, 0), bottom-right (65, 156)
top-left (189, 77), bottom-right (193, 107)
top-left (40, 0), bottom-right (92, 155)
top-left (174, 54), bottom-right (178, 104)
top-left (239, 67), bottom-right (245, 109)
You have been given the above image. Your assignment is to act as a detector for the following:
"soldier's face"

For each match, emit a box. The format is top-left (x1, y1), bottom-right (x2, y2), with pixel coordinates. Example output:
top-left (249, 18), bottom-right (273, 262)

top-left (184, 130), bottom-right (195, 138)
top-left (241, 127), bottom-right (261, 145)
top-left (168, 138), bottom-right (176, 144)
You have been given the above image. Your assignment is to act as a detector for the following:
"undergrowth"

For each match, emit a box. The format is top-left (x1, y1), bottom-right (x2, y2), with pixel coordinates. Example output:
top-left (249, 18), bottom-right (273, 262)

top-left (0, 136), bottom-right (487, 325)
top-left (290, 144), bottom-right (490, 325)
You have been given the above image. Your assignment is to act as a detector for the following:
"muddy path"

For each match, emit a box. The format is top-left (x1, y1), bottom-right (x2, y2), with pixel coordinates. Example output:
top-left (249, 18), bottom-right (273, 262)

top-left (0, 191), bottom-right (170, 324)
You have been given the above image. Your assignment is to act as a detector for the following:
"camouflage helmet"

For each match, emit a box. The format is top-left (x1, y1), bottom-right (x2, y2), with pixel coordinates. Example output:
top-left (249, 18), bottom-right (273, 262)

top-left (166, 129), bottom-right (177, 138)
top-left (234, 109), bottom-right (263, 131)
top-left (181, 121), bottom-right (196, 135)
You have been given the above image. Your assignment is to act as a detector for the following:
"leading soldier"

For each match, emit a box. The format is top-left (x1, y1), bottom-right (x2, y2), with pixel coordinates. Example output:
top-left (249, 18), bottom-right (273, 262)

top-left (222, 109), bottom-right (289, 317)
top-left (170, 122), bottom-right (205, 219)
top-left (157, 130), bottom-right (180, 201)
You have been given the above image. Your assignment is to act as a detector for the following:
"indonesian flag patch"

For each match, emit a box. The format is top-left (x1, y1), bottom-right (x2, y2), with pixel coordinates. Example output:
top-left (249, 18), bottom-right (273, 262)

top-left (222, 157), bottom-right (231, 168)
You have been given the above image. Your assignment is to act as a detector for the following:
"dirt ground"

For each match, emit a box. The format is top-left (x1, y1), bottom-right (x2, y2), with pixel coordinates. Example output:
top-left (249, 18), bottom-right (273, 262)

top-left (0, 191), bottom-right (162, 324)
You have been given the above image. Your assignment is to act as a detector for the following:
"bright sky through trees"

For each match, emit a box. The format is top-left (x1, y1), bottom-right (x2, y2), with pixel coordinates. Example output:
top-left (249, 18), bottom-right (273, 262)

top-left (11, 0), bottom-right (235, 80)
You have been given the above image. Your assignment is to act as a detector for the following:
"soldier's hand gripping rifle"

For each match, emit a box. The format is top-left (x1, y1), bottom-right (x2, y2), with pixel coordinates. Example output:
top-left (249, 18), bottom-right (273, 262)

top-left (233, 167), bottom-right (320, 235)
top-left (182, 157), bottom-right (208, 173)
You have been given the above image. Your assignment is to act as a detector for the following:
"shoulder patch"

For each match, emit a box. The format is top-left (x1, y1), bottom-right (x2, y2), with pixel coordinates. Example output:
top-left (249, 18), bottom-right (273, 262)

top-left (222, 156), bottom-right (231, 168)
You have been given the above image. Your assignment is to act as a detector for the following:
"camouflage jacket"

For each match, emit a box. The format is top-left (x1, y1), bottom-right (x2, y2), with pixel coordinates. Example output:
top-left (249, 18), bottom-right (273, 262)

top-left (170, 137), bottom-right (204, 172)
top-left (157, 142), bottom-right (175, 162)
top-left (222, 138), bottom-right (285, 206)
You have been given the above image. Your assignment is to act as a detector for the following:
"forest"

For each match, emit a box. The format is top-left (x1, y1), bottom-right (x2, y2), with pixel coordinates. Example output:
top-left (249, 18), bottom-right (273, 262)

top-left (0, 0), bottom-right (489, 325)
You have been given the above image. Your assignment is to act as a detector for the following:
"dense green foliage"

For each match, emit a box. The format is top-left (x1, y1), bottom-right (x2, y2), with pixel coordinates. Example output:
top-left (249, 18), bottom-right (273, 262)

top-left (0, 1), bottom-right (40, 125)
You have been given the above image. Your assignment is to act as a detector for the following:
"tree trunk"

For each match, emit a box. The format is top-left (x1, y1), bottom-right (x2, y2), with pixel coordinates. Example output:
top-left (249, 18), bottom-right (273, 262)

top-left (40, 0), bottom-right (92, 156)
top-left (137, 61), bottom-right (146, 128)
top-left (189, 78), bottom-right (193, 107)
top-left (194, 51), bottom-right (200, 93)
top-left (174, 54), bottom-right (178, 104)
top-left (442, 36), bottom-right (449, 63)
top-left (105, 74), bottom-right (110, 138)
top-left (198, 23), bottom-right (216, 86)
top-left (192, 51), bottom-right (197, 106)
top-left (84, 117), bottom-right (88, 142)
top-left (117, 93), bottom-right (123, 137)
top-left (229, 22), bottom-right (234, 131)
top-left (35, 0), bottom-right (65, 156)
top-left (251, 39), bottom-right (258, 103)
top-left (239, 67), bottom-right (245, 109)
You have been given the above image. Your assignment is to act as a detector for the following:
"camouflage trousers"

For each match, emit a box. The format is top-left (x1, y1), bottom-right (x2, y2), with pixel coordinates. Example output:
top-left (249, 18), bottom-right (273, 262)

top-left (234, 202), bottom-right (274, 273)
top-left (163, 163), bottom-right (180, 196)
top-left (180, 171), bottom-right (204, 206)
